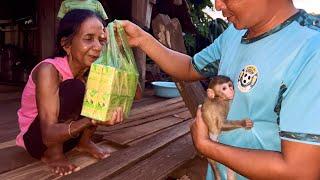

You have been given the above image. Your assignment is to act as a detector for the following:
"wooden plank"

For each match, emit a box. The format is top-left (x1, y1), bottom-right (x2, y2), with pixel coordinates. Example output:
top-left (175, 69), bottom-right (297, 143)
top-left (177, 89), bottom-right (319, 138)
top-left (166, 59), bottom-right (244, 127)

top-left (0, 146), bottom-right (36, 174)
top-left (0, 85), bottom-right (23, 93)
top-left (0, 142), bottom-right (120, 179)
top-left (110, 134), bottom-right (196, 180)
top-left (0, 92), bottom-right (21, 101)
top-left (97, 107), bottom-right (188, 133)
top-left (102, 111), bottom-right (191, 145)
top-left (0, 94), bottom-right (20, 144)
top-left (128, 101), bottom-right (186, 121)
top-left (0, 139), bottom-right (16, 150)
top-left (115, 111), bottom-right (191, 146)
top-left (131, 96), bottom-right (165, 109)
top-left (126, 114), bottom-right (187, 146)
top-left (129, 96), bottom-right (182, 116)
top-left (0, 121), bottom-right (19, 129)
top-left (98, 100), bottom-right (186, 134)
top-left (98, 101), bottom-right (186, 132)
top-left (0, 100), bottom-right (20, 124)
top-left (0, 130), bottom-right (19, 143)
top-left (168, 156), bottom-right (208, 180)
top-left (0, 97), bottom-right (21, 105)
top-left (61, 119), bottom-right (192, 180)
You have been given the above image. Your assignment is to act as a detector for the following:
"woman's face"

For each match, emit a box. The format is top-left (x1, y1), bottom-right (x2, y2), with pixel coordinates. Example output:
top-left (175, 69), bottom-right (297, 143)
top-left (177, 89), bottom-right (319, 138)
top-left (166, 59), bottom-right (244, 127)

top-left (66, 17), bottom-right (106, 68)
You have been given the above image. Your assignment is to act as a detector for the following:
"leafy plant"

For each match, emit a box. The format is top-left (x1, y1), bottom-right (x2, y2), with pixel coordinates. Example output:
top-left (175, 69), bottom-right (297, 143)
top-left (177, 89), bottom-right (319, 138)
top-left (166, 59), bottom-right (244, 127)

top-left (184, 0), bottom-right (213, 56)
top-left (187, 0), bottom-right (213, 37)
top-left (184, 0), bottom-right (228, 56)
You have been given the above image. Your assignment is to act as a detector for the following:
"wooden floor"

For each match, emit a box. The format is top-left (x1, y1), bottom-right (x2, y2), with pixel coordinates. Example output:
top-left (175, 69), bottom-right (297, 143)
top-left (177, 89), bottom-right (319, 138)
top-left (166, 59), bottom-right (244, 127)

top-left (0, 85), bottom-right (206, 180)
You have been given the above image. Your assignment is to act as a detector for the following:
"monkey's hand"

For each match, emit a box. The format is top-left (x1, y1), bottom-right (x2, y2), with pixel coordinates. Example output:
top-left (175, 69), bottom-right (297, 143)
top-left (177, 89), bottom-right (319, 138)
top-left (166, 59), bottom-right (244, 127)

top-left (242, 118), bottom-right (253, 129)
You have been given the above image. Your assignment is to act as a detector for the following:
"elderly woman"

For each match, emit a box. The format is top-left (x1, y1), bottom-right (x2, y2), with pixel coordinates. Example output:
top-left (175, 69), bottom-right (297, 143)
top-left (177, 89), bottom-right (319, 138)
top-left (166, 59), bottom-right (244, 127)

top-left (16, 9), bottom-right (123, 176)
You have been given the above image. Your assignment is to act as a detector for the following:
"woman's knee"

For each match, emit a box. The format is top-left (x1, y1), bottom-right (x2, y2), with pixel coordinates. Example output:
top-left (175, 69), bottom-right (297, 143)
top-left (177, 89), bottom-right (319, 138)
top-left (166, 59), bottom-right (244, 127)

top-left (58, 79), bottom-right (86, 121)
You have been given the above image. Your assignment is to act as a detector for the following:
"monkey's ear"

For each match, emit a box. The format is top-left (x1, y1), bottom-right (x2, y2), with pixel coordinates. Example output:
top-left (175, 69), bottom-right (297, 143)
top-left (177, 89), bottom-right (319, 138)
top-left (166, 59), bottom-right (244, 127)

top-left (207, 88), bottom-right (215, 99)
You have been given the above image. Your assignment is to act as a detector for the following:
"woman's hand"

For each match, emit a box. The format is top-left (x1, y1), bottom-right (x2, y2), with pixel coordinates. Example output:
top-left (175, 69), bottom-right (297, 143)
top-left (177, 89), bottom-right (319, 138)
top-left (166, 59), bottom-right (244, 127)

top-left (91, 107), bottom-right (124, 126)
top-left (190, 105), bottom-right (211, 155)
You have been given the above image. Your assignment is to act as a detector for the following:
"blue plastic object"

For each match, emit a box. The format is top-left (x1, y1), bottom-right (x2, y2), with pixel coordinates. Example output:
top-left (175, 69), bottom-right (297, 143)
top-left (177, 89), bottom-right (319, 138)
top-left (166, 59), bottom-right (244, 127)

top-left (151, 81), bottom-right (181, 98)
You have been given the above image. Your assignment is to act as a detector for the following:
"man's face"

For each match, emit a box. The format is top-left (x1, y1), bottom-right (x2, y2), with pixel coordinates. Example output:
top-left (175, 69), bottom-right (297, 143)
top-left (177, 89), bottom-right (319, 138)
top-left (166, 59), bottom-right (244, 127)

top-left (214, 0), bottom-right (271, 30)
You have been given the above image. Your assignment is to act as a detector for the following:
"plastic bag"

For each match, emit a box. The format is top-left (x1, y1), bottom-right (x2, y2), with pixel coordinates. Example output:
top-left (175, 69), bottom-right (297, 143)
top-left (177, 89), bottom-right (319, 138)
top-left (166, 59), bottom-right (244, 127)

top-left (81, 21), bottom-right (139, 121)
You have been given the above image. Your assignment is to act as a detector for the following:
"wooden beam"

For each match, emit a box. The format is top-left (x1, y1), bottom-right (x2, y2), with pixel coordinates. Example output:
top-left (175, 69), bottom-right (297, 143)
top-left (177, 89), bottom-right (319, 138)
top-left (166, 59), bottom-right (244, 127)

top-left (131, 0), bottom-right (156, 93)
top-left (38, 0), bottom-right (56, 59)
top-left (131, 0), bottom-right (155, 29)
top-left (151, 14), bottom-right (205, 117)
top-left (132, 48), bottom-right (146, 92)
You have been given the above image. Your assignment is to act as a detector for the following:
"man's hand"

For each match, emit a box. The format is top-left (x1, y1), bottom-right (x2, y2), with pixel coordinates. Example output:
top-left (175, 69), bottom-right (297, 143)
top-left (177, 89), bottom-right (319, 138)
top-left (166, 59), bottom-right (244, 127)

top-left (190, 105), bottom-right (211, 155)
top-left (118, 20), bottom-right (148, 47)
top-left (91, 107), bottom-right (124, 126)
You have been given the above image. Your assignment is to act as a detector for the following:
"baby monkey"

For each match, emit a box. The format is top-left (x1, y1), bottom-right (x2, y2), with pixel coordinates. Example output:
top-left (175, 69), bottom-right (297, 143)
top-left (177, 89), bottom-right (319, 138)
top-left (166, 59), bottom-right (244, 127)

top-left (202, 75), bottom-right (253, 180)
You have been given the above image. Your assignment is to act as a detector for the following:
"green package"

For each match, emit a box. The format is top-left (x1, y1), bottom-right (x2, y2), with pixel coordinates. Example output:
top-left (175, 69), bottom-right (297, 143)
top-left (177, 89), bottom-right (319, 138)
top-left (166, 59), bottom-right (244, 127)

top-left (81, 21), bottom-right (139, 121)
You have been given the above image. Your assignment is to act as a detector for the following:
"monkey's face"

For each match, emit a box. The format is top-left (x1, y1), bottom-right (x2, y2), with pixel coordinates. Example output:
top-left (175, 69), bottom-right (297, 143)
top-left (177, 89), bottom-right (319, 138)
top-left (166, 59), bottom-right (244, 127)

top-left (214, 81), bottom-right (234, 100)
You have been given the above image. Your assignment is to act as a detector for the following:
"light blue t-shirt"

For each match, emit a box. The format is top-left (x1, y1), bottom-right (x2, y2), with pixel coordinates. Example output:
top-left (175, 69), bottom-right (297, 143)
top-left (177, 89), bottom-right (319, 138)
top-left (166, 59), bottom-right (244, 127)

top-left (192, 10), bottom-right (320, 180)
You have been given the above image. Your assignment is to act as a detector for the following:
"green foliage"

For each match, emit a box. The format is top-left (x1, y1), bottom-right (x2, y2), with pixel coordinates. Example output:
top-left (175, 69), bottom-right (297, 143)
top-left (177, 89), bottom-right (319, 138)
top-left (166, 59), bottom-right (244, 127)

top-left (184, 0), bottom-right (213, 55)
top-left (184, 33), bottom-right (196, 56)
top-left (187, 0), bottom-right (213, 37)
top-left (184, 0), bottom-right (228, 56)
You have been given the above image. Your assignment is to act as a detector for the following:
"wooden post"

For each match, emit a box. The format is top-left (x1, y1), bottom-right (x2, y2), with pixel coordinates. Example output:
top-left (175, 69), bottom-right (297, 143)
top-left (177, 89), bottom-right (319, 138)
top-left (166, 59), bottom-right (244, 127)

top-left (131, 0), bottom-right (156, 29)
top-left (152, 14), bottom-right (205, 117)
top-left (131, 0), bottom-right (156, 93)
top-left (38, 0), bottom-right (56, 60)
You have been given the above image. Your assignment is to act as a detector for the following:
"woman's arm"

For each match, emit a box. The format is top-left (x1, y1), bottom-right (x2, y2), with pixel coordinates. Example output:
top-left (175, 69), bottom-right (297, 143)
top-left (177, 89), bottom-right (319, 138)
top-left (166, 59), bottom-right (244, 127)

top-left (33, 63), bottom-right (92, 144)
top-left (33, 63), bottom-right (123, 145)
top-left (191, 107), bottom-right (320, 180)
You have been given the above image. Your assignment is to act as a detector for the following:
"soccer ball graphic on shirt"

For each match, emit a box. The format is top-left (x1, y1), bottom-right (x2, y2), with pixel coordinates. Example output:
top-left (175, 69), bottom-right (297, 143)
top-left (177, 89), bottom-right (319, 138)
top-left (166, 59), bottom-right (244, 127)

top-left (237, 65), bottom-right (258, 93)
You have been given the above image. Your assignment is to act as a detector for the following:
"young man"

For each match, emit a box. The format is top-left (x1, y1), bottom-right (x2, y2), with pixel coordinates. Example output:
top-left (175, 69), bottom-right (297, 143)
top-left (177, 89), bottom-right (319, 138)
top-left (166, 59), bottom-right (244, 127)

top-left (120, 0), bottom-right (320, 179)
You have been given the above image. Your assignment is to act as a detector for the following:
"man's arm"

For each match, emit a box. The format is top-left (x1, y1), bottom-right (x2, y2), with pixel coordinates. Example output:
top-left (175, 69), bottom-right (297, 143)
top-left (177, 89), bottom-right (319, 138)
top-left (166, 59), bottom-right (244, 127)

top-left (202, 139), bottom-right (320, 179)
top-left (121, 20), bottom-right (204, 81)
top-left (138, 31), bottom-right (203, 81)
top-left (191, 107), bottom-right (320, 180)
